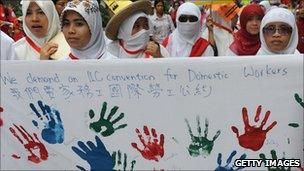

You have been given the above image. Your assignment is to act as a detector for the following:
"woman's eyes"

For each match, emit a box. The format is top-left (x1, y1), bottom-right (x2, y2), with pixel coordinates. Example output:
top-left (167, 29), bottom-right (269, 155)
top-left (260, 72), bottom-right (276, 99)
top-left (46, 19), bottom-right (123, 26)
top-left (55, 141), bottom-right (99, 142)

top-left (26, 10), bottom-right (45, 15)
top-left (75, 22), bottom-right (84, 26)
top-left (62, 21), bottom-right (69, 26)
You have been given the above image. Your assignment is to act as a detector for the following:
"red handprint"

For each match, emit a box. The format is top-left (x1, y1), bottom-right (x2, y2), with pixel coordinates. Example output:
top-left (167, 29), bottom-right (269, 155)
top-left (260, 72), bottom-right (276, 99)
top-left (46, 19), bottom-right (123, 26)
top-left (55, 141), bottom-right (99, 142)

top-left (131, 126), bottom-right (165, 162)
top-left (0, 107), bottom-right (3, 127)
top-left (9, 124), bottom-right (48, 163)
top-left (231, 105), bottom-right (277, 151)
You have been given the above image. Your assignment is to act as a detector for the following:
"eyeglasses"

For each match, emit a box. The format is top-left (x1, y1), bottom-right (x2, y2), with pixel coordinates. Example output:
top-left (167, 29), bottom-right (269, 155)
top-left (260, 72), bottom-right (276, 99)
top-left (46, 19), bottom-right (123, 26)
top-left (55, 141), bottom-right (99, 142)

top-left (262, 25), bottom-right (292, 36)
top-left (178, 15), bottom-right (199, 22)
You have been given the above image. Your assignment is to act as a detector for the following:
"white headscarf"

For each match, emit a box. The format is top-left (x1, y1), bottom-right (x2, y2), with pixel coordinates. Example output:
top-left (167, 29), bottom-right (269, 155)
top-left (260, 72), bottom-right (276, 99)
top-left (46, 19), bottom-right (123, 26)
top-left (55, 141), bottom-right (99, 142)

top-left (116, 12), bottom-right (150, 58)
top-left (257, 7), bottom-right (299, 55)
top-left (166, 2), bottom-right (201, 57)
top-left (62, 0), bottom-right (106, 59)
top-left (22, 0), bottom-right (60, 46)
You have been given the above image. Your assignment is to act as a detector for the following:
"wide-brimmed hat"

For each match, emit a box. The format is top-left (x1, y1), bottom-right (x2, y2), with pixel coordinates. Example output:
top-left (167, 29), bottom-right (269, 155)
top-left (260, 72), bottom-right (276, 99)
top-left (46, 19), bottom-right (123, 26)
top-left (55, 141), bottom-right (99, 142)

top-left (105, 0), bottom-right (153, 40)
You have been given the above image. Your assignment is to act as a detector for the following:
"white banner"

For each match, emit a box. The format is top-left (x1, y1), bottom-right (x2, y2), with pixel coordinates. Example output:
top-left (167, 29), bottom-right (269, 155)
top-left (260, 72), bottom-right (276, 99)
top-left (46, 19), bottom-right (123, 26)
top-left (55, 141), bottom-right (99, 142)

top-left (1, 55), bottom-right (303, 170)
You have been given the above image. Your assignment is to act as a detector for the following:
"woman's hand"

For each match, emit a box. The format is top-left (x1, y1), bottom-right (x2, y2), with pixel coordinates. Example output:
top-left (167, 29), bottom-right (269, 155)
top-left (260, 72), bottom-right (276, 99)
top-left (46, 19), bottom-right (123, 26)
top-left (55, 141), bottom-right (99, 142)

top-left (40, 42), bottom-right (58, 60)
top-left (145, 41), bottom-right (162, 58)
top-left (206, 15), bottom-right (214, 31)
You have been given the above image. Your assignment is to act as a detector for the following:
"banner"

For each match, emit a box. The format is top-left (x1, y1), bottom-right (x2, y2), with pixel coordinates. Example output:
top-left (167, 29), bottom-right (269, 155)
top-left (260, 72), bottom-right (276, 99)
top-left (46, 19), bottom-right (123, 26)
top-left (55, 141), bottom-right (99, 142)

top-left (0, 55), bottom-right (303, 170)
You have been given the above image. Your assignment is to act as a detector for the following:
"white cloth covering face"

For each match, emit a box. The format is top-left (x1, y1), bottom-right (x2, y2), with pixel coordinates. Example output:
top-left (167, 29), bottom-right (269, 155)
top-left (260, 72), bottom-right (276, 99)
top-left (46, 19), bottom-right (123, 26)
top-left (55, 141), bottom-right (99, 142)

top-left (62, 0), bottom-right (106, 59)
top-left (165, 2), bottom-right (213, 57)
top-left (118, 12), bottom-right (150, 51)
top-left (109, 12), bottom-right (151, 58)
top-left (22, 0), bottom-right (60, 46)
top-left (257, 7), bottom-right (299, 55)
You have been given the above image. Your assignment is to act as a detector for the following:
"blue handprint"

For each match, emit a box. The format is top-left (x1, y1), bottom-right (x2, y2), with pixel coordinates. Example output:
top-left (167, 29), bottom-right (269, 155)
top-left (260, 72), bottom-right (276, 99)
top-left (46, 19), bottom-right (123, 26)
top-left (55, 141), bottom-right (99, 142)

top-left (215, 150), bottom-right (246, 171)
top-left (72, 136), bottom-right (114, 171)
top-left (30, 100), bottom-right (64, 144)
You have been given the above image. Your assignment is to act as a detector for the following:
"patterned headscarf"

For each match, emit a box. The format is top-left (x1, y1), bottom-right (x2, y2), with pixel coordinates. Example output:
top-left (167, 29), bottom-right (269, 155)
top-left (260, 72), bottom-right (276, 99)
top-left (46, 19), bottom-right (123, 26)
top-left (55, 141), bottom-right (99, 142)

top-left (62, 0), bottom-right (106, 59)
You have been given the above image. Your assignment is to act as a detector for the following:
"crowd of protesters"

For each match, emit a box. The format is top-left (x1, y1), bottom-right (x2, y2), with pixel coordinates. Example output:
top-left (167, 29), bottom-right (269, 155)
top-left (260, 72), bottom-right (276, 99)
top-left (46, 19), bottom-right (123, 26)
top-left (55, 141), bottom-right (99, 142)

top-left (1, 0), bottom-right (303, 61)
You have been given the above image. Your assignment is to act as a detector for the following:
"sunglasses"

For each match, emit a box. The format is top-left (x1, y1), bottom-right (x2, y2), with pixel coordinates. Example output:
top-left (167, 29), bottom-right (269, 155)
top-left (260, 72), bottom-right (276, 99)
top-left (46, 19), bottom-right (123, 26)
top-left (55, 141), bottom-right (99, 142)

top-left (178, 15), bottom-right (199, 22)
top-left (262, 25), bottom-right (292, 36)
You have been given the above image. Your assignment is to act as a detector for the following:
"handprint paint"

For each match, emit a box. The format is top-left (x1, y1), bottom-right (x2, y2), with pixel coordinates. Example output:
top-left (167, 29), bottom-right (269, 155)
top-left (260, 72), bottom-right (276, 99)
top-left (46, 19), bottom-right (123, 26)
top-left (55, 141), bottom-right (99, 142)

top-left (0, 106), bottom-right (3, 127)
top-left (131, 125), bottom-right (165, 162)
top-left (72, 135), bottom-right (114, 171)
top-left (9, 124), bottom-right (48, 163)
top-left (89, 102), bottom-right (127, 137)
top-left (231, 105), bottom-right (277, 151)
top-left (259, 150), bottom-right (291, 171)
top-left (30, 100), bottom-right (64, 144)
top-left (294, 93), bottom-right (304, 108)
top-left (215, 150), bottom-right (247, 171)
top-left (112, 150), bottom-right (136, 171)
top-left (185, 116), bottom-right (221, 157)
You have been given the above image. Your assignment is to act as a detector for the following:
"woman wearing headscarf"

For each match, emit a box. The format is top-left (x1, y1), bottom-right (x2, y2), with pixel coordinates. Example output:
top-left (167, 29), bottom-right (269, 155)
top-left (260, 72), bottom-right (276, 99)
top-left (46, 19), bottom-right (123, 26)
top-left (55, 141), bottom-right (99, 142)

top-left (12, 0), bottom-right (64, 60)
top-left (52, 0), bottom-right (69, 15)
top-left (106, 0), bottom-right (168, 59)
top-left (201, 3), bottom-right (239, 56)
top-left (227, 4), bottom-right (264, 56)
top-left (257, 7), bottom-right (300, 55)
top-left (163, 2), bottom-right (214, 57)
top-left (61, 0), bottom-right (108, 60)
top-left (149, 0), bottom-right (175, 44)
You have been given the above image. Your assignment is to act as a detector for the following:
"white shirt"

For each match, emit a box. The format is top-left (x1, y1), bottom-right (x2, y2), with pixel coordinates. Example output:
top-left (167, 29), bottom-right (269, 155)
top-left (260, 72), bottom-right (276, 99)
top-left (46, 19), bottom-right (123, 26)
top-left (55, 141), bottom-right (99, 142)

top-left (12, 37), bottom-right (40, 60)
top-left (149, 12), bottom-right (175, 44)
top-left (1, 31), bottom-right (15, 60)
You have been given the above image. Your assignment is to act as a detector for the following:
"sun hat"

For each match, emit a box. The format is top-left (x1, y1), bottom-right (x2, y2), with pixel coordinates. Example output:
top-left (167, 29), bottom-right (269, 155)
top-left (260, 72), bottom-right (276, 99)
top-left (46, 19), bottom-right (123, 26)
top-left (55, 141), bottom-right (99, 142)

top-left (105, 0), bottom-right (153, 40)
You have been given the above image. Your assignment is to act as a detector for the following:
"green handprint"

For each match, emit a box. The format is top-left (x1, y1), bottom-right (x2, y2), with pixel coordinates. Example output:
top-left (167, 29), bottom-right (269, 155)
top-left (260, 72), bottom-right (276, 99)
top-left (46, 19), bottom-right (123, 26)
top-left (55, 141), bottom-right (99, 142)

top-left (294, 93), bottom-right (304, 108)
top-left (185, 116), bottom-right (221, 157)
top-left (112, 150), bottom-right (136, 171)
top-left (89, 102), bottom-right (127, 137)
top-left (259, 150), bottom-right (291, 171)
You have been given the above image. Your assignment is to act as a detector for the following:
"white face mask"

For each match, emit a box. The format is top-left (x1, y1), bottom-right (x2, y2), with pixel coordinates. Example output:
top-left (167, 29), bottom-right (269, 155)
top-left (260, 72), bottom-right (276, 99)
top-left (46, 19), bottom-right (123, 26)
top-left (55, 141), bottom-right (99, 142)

top-left (124, 29), bottom-right (150, 51)
top-left (177, 21), bottom-right (200, 41)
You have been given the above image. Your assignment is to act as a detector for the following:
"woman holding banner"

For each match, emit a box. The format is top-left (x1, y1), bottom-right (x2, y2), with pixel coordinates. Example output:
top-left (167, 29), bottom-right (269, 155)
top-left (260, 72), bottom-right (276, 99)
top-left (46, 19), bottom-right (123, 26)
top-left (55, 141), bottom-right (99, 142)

top-left (12, 0), bottom-right (65, 60)
top-left (227, 4), bottom-right (264, 56)
top-left (201, 3), bottom-right (239, 56)
top-left (105, 0), bottom-right (169, 58)
top-left (257, 7), bottom-right (300, 55)
top-left (162, 2), bottom-right (214, 57)
top-left (61, 0), bottom-right (109, 60)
